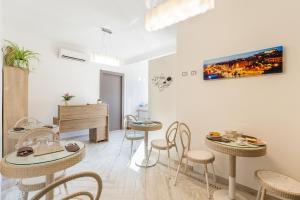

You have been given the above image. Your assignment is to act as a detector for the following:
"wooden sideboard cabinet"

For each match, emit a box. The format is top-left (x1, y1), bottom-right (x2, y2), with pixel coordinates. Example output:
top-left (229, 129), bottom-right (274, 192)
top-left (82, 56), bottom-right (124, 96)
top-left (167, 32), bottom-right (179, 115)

top-left (53, 104), bottom-right (109, 143)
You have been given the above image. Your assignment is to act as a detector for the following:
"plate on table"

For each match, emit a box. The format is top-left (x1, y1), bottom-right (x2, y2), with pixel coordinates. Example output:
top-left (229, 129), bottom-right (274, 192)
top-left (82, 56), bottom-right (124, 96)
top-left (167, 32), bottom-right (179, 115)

top-left (206, 136), bottom-right (231, 143)
top-left (247, 139), bottom-right (266, 146)
top-left (43, 125), bottom-right (53, 129)
top-left (43, 124), bottom-right (58, 129)
top-left (241, 134), bottom-right (257, 140)
top-left (242, 135), bottom-right (266, 146)
top-left (207, 132), bottom-right (231, 143)
top-left (13, 127), bottom-right (26, 132)
top-left (207, 132), bottom-right (222, 140)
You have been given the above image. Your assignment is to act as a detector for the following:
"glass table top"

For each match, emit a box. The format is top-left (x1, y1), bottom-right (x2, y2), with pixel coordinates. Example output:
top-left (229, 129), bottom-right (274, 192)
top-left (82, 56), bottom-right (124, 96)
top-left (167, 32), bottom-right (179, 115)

top-left (131, 120), bottom-right (162, 126)
top-left (5, 140), bottom-right (85, 165)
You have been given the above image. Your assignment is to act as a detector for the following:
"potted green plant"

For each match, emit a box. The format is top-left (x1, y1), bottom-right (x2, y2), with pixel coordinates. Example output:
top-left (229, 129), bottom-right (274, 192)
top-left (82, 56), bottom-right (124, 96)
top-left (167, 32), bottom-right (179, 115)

top-left (2, 40), bottom-right (39, 71)
top-left (62, 93), bottom-right (75, 105)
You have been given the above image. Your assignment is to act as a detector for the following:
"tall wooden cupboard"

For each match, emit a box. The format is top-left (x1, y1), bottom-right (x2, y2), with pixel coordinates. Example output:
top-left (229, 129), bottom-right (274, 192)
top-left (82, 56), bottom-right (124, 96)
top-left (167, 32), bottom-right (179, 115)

top-left (3, 66), bottom-right (28, 156)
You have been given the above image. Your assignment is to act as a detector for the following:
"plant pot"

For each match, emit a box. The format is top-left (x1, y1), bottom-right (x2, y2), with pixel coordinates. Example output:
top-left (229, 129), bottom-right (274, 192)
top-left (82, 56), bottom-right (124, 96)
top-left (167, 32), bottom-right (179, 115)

top-left (13, 59), bottom-right (27, 69)
top-left (64, 101), bottom-right (69, 106)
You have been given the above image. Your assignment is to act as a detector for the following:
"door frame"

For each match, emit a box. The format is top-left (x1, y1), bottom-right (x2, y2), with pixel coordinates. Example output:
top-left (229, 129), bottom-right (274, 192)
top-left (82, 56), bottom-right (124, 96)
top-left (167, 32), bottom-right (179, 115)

top-left (100, 70), bottom-right (124, 130)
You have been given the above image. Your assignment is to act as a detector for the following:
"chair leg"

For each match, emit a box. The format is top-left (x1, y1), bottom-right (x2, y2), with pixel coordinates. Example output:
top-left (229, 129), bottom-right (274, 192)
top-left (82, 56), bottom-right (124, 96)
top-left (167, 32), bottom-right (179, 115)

top-left (118, 131), bottom-right (126, 156)
top-left (146, 146), bottom-right (153, 167)
top-left (167, 149), bottom-right (171, 177)
top-left (260, 187), bottom-right (266, 200)
top-left (175, 144), bottom-right (180, 161)
top-left (22, 192), bottom-right (28, 200)
top-left (63, 182), bottom-right (69, 194)
top-left (211, 163), bottom-right (216, 183)
top-left (130, 140), bottom-right (134, 159)
top-left (184, 158), bottom-right (188, 173)
top-left (174, 156), bottom-right (183, 186)
top-left (59, 185), bottom-right (62, 194)
top-left (204, 164), bottom-right (210, 199)
top-left (256, 186), bottom-right (262, 200)
top-left (122, 131), bottom-right (126, 144)
top-left (157, 150), bottom-right (161, 163)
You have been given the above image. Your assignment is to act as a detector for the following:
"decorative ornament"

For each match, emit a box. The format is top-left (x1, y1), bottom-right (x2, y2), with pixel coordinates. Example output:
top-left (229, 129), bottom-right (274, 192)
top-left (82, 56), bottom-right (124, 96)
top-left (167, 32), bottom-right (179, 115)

top-left (152, 75), bottom-right (173, 91)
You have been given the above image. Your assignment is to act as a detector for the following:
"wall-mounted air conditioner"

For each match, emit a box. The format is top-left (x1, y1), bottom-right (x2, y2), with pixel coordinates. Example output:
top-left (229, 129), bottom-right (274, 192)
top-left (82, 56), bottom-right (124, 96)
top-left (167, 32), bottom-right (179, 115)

top-left (58, 48), bottom-right (89, 62)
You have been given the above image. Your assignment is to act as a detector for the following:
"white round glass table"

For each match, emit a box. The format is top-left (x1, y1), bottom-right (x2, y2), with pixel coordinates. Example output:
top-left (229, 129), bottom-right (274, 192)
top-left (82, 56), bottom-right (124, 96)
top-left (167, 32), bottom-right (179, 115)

top-left (0, 140), bottom-right (85, 200)
top-left (206, 138), bottom-right (267, 200)
top-left (129, 121), bottom-right (162, 168)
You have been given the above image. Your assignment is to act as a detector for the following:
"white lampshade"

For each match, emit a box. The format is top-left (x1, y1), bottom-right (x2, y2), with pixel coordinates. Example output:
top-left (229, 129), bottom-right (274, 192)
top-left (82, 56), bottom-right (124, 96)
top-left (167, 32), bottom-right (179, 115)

top-left (145, 0), bottom-right (215, 31)
top-left (91, 53), bottom-right (121, 67)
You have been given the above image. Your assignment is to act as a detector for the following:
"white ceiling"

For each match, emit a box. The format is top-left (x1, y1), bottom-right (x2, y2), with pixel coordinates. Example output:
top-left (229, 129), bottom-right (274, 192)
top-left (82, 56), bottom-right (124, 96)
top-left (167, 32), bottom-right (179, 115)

top-left (3, 0), bottom-right (176, 64)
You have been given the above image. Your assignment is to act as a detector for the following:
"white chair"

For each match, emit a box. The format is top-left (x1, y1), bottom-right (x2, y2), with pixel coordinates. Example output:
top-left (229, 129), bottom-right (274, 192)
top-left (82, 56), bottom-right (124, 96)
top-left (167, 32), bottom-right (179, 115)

top-left (122, 115), bottom-right (144, 158)
top-left (146, 121), bottom-right (180, 175)
top-left (31, 171), bottom-right (102, 200)
top-left (174, 123), bottom-right (216, 198)
top-left (14, 117), bottom-right (42, 129)
top-left (16, 128), bottom-right (68, 200)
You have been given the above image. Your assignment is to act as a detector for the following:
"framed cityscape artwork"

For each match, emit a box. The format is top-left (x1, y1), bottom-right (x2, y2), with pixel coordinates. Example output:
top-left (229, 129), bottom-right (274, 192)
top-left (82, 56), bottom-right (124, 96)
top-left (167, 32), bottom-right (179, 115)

top-left (203, 46), bottom-right (283, 80)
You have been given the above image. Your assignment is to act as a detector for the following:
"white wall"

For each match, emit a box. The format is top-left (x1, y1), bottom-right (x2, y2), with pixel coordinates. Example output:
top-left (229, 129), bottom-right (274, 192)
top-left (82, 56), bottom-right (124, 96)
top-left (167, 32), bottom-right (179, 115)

top-left (149, 54), bottom-right (177, 134)
top-left (2, 30), bottom-right (148, 129)
top-left (123, 61), bottom-right (148, 116)
top-left (150, 0), bottom-right (300, 190)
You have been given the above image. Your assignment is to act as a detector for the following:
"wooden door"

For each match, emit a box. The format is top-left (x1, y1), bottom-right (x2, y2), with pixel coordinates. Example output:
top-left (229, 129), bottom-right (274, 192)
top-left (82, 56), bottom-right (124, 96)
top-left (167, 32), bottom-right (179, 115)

top-left (3, 66), bottom-right (28, 156)
top-left (100, 71), bottom-right (123, 131)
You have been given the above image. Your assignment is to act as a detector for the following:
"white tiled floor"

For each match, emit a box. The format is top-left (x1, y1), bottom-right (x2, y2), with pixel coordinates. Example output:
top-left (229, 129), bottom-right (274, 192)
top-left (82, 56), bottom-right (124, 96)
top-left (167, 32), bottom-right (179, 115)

top-left (2, 131), bottom-right (255, 200)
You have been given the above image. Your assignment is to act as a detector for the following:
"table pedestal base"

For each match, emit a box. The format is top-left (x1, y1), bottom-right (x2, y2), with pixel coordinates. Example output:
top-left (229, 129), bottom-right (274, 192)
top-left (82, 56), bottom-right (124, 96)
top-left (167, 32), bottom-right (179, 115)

top-left (213, 190), bottom-right (248, 200)
top-left (46, 174), bottom-right (54, 200)
top-left (135, 158), bottom-right (157, 168)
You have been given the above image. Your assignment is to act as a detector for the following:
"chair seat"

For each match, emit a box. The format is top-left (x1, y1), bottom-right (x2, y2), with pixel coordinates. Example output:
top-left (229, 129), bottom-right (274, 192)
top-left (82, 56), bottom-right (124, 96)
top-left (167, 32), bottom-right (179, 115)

top-left (151, 139), bottom-right (173, 150)
top-left (125, 132), bottom-right (144, 140)
top-left (186, 150), bottom-right (215, 164)
top-left (256, 170), bottom-right (300, 198)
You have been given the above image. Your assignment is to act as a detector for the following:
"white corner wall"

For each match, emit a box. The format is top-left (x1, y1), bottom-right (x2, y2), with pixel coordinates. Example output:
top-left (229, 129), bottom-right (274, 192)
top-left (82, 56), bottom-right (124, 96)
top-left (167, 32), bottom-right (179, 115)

top-left (149, 0), bottom-right (300, 190)
top-left (149, 54), bottom-right (177, 133)
top-left (176, 0), bottom-right (300, 189)
top-left (123, 61), bottom-right (148, 116)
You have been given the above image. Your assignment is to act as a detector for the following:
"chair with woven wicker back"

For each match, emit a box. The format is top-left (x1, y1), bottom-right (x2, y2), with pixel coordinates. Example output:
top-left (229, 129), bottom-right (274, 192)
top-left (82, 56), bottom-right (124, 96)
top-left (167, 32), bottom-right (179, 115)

top-left (174, 123), bottom-right (216, 198)
top-left (31, 171), bottom-right (103, 200)
top-left (146, 121), bottom-right (180, 176)
top-left (16, 128), bottom-right (68, 200)
top-left (121, 115), bottom-right (144, 158)
top-left (14, 117), bottom-right (42, 129)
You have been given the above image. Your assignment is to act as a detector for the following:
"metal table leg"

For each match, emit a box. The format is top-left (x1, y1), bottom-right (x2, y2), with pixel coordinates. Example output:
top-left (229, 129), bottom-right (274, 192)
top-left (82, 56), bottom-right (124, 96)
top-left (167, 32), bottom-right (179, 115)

top-left (45, 174), bottom-right (54, 200)
top-left (213, 155), bottom-right (248, 200)
top-left (135, 131), bottom-right (157, 168)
